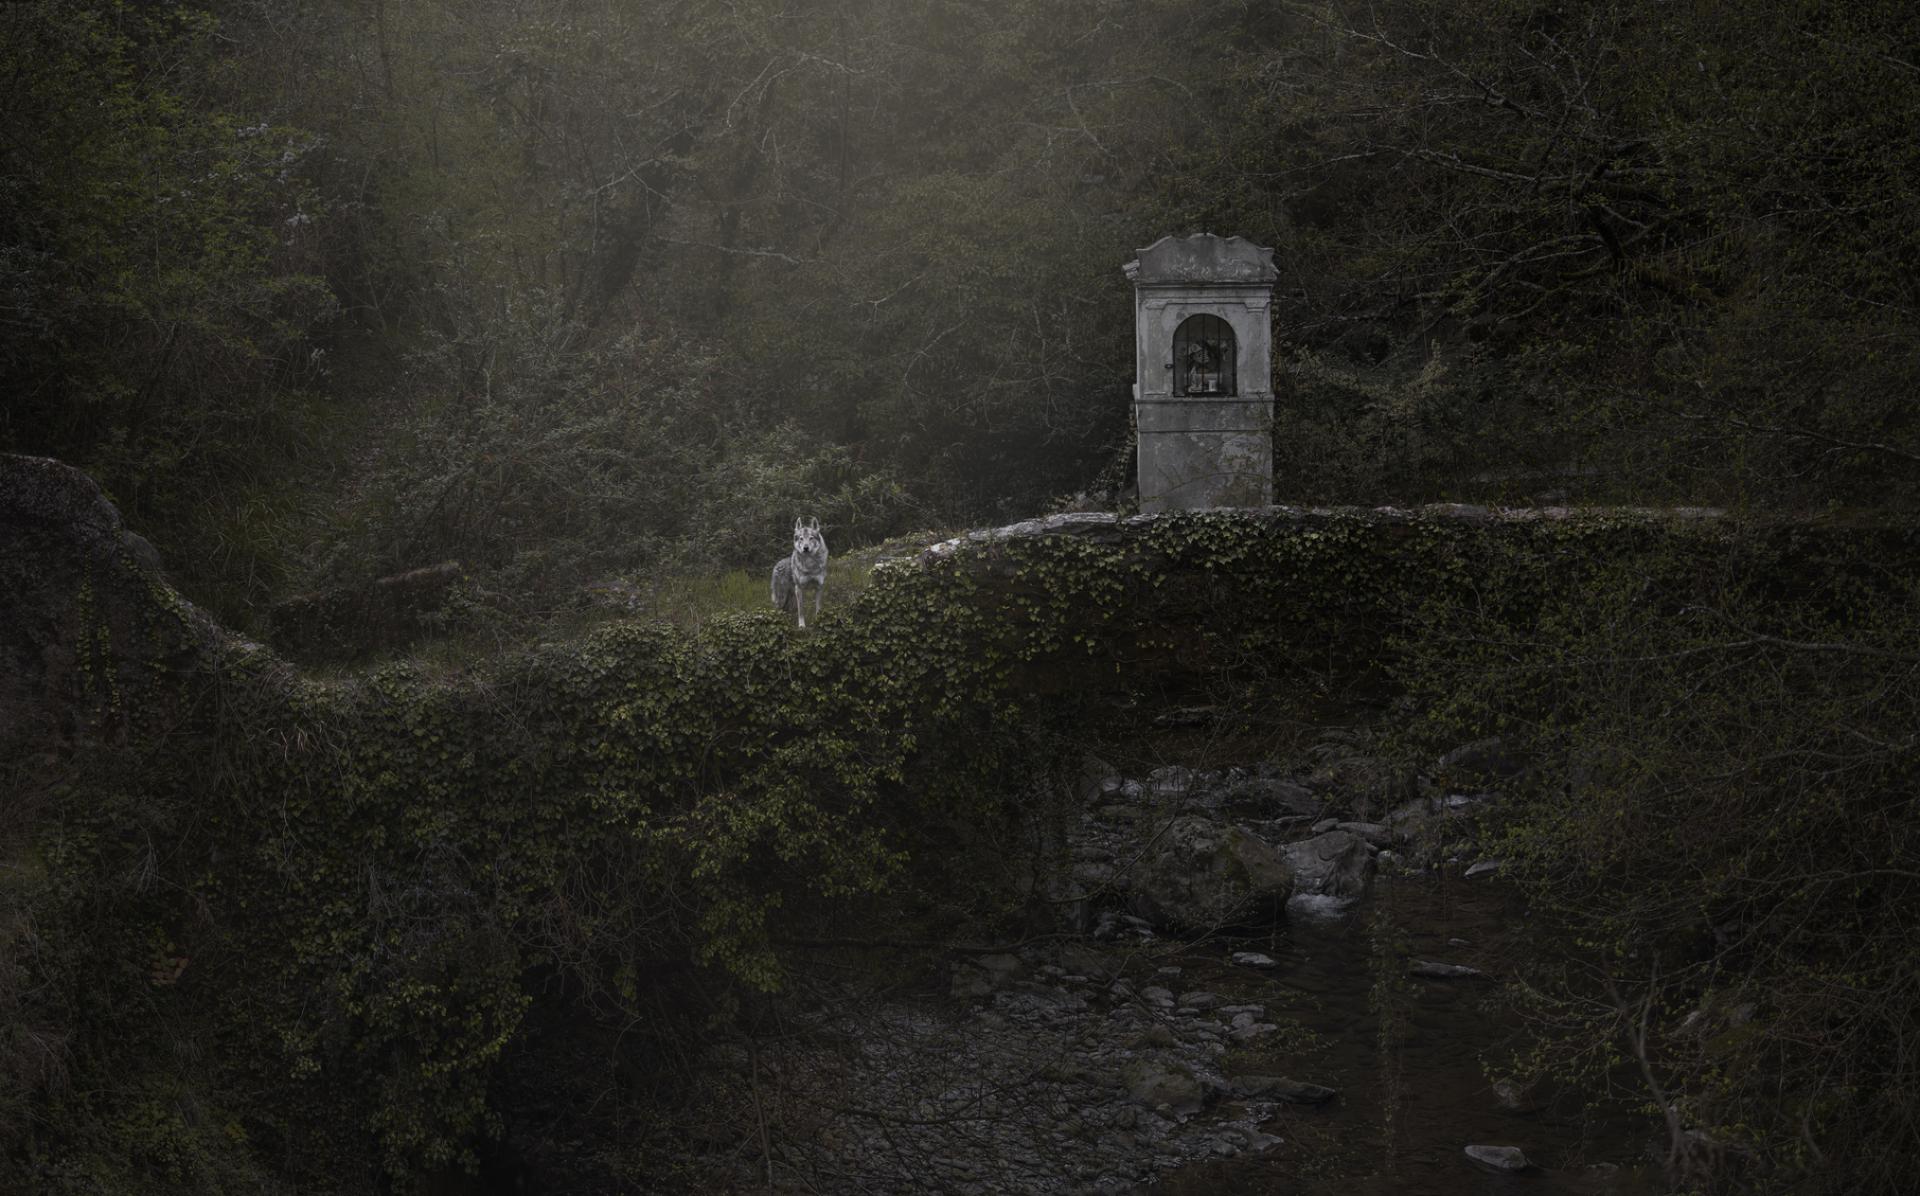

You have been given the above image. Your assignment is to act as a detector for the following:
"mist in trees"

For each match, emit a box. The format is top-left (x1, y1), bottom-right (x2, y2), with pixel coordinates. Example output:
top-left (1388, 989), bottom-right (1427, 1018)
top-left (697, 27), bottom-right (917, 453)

top-left (4, 1), bottom-right (1919, 1192)
top-left (9, 0), bottom-right (1912, 624)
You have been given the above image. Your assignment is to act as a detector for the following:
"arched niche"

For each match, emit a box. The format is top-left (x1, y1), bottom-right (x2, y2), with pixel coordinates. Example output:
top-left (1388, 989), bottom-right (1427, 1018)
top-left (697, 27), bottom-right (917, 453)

top-left (1172, 313), bottom-right (1236, 396)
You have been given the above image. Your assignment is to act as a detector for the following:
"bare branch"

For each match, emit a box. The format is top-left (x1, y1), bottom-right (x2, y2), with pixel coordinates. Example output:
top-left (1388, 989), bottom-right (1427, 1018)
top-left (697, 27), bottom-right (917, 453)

top-left (1677, 412), bottom-right (1920, 466)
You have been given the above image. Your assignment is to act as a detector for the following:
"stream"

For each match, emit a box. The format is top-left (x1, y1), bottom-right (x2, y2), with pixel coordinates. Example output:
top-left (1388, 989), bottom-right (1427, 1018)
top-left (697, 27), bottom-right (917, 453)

top-left (672, 762), bottom-right (1665, 1194)
top-left (1153, 872), bottom-right (1657, 1195)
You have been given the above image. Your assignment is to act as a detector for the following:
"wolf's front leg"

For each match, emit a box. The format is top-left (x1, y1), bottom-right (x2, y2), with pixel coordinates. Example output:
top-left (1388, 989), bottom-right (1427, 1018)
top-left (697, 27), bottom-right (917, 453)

top-left (811, 579), bottom-right (825, 624)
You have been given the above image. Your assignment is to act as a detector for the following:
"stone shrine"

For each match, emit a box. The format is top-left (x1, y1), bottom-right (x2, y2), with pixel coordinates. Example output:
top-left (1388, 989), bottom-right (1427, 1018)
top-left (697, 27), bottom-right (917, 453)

top-left (1124, 234), bottom-right (1277, 511)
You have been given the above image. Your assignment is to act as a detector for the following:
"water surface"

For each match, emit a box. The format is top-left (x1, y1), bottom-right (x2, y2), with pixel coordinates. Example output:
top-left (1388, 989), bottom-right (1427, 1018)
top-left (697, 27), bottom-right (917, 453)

top-left (1152, 872), bottom-right (1657, 1195)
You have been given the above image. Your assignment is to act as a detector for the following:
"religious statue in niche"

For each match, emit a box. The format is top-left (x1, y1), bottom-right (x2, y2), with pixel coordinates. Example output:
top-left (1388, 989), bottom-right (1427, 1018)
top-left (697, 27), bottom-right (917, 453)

top-left (1183, 338), bottom-right (1223, 394)
top-left (1172, 313), bottom-right (1236, 397)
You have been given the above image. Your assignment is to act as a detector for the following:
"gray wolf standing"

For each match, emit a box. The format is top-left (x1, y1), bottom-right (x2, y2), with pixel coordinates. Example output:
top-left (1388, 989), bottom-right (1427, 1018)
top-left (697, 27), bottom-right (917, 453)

top-left (770, 516), bottom-right (829, 628)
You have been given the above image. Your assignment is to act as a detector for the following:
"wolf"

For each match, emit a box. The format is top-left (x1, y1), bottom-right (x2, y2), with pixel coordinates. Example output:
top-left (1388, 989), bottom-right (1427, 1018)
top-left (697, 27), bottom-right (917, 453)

top-left (770, 516), bottom-right (829, 628)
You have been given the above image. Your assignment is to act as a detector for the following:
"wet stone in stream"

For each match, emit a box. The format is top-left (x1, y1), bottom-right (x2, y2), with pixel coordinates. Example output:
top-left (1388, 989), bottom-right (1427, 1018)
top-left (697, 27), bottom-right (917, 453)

top-left (666, 755), bottom-right (1653, 1195)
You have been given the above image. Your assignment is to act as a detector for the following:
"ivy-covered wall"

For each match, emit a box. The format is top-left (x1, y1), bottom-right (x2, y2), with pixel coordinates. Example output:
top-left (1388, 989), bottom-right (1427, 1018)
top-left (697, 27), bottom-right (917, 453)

top-left (6, 459), bottom-right (1916, 1192)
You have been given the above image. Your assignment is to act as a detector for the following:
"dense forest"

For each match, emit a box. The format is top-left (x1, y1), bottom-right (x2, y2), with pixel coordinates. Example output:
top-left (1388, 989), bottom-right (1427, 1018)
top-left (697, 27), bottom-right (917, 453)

top-left (5, 1), bottom-right (1920, 1193)
top-left (6, 0), bottom-right (1916, 626)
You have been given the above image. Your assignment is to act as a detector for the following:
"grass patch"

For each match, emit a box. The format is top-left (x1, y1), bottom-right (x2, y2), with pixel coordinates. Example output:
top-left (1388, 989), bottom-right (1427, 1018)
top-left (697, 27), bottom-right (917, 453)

top-left (337, 533), bottom-right (951, 680)
top-left (580, 532), bottom-right (951, 632)
top-left (650, 559), bottom-right (876, 629)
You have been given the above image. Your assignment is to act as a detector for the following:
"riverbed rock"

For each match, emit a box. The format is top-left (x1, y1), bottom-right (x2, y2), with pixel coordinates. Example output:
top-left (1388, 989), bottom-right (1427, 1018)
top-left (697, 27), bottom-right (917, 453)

top-left (1279, 830), bottom-right (1375, 901)
top-left (1146, 765), bottom-right (1217, 799)
top-left (1465, 1144), bottom-right (1532, 1172)
top-left (1079, 754), bottom-right (1123, 801)
top-left (1463, 859), bottom-right (1504, 879)
top-left (1411, 960), bottom-right (1487, 980)
top-left (1092, 910), bottom-right (1156, 941)
top-left (1217, 776), bottom-right (1325, 819)
top-left (950, 952), bottom-right (1027, 999)
top-left (1126, 816), bottom-right (1293, 932)
top-left (1058, 942), bottom-right (1112, 980)
top-left (1231, 1075), bottom-right (1337, 1104)
top-left (1335, 820), bottom-right (1393, 848)
top-left (1124, 1057), bottom-right (1213, 1115)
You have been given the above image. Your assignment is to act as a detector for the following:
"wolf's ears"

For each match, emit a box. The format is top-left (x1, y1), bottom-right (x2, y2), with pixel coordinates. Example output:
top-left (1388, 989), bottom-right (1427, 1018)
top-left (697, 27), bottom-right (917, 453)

top-left (807, 516), bottom-right (820, 530)
top-left (793, 516), bottom-right (804, 532)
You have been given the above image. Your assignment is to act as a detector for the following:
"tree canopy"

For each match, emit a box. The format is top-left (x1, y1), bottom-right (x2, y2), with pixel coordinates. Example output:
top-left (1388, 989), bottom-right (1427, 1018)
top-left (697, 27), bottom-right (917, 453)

top-left (5, 6), bottom-right (1920, 1190)
top-left (6, 0), bottom-right (1914, 622)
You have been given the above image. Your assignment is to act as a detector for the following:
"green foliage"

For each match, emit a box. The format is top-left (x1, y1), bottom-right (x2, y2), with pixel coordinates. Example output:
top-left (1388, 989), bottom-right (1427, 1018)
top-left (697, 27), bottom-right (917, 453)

top-left (0, 1), bottom-right (338, 617)
top-left (1165, 0), bottom-right (1920, 508)
top-left (4, 509), bottom-right (1460, 1189)
top-left (6, 1), bottom-right (1920, 1185)
top-left (15, 0), bottom-right (1918, 632)
top-left (2, 535), bottom-right (1063, 1187)
top-left (1393, 523), bottom-right (1920, 1192)
top-left (308, 314), bottom-right (921, 616)
top-left (13, 507), bottom-right (1920, 1192)
top-left (126, 0), bottom-right (1238, 612)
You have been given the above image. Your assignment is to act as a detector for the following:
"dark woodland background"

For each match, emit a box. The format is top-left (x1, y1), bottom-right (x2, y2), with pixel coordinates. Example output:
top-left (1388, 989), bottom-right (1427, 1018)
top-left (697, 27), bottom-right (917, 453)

top-left (5, 3), bottom-right (1920, 1194)
top-left (5, 0), bottom-right (1916, 628)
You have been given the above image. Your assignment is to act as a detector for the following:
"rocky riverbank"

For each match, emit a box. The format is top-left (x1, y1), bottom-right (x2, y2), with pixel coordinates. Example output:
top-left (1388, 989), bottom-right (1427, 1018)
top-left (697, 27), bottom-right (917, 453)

top-left (658, 746), bottom-right (1622, 1195)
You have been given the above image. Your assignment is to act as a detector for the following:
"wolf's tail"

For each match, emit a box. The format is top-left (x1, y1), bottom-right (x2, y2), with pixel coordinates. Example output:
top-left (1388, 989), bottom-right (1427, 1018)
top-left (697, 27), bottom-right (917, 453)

top-left (770, 557), bottom-right (794, 611)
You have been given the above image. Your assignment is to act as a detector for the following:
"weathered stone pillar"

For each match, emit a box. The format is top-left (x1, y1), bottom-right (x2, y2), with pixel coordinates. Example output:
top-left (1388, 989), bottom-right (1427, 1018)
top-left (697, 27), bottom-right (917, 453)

top-left (1124, 235), bottom-right (1276, 511)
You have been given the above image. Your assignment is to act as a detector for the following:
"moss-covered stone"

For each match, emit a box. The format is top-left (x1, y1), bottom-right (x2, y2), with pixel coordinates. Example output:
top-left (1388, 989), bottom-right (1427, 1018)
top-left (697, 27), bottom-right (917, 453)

top-left (6, 455), bottom-right (1918, 1192)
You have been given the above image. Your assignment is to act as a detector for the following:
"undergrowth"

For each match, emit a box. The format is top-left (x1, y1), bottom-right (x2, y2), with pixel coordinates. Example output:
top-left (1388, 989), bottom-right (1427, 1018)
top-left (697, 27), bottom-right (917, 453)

top-left (10, 509), bottom-right (1919, 1193)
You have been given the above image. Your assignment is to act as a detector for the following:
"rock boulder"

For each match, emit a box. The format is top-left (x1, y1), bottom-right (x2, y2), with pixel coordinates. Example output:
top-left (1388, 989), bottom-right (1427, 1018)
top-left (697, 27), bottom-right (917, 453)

top-left (0, 454), bottom-right (239, 763)
top-left (1279, 829), bottom-right (1375, 900)
top-left (1127, 816), bottom-right (1293, 933)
